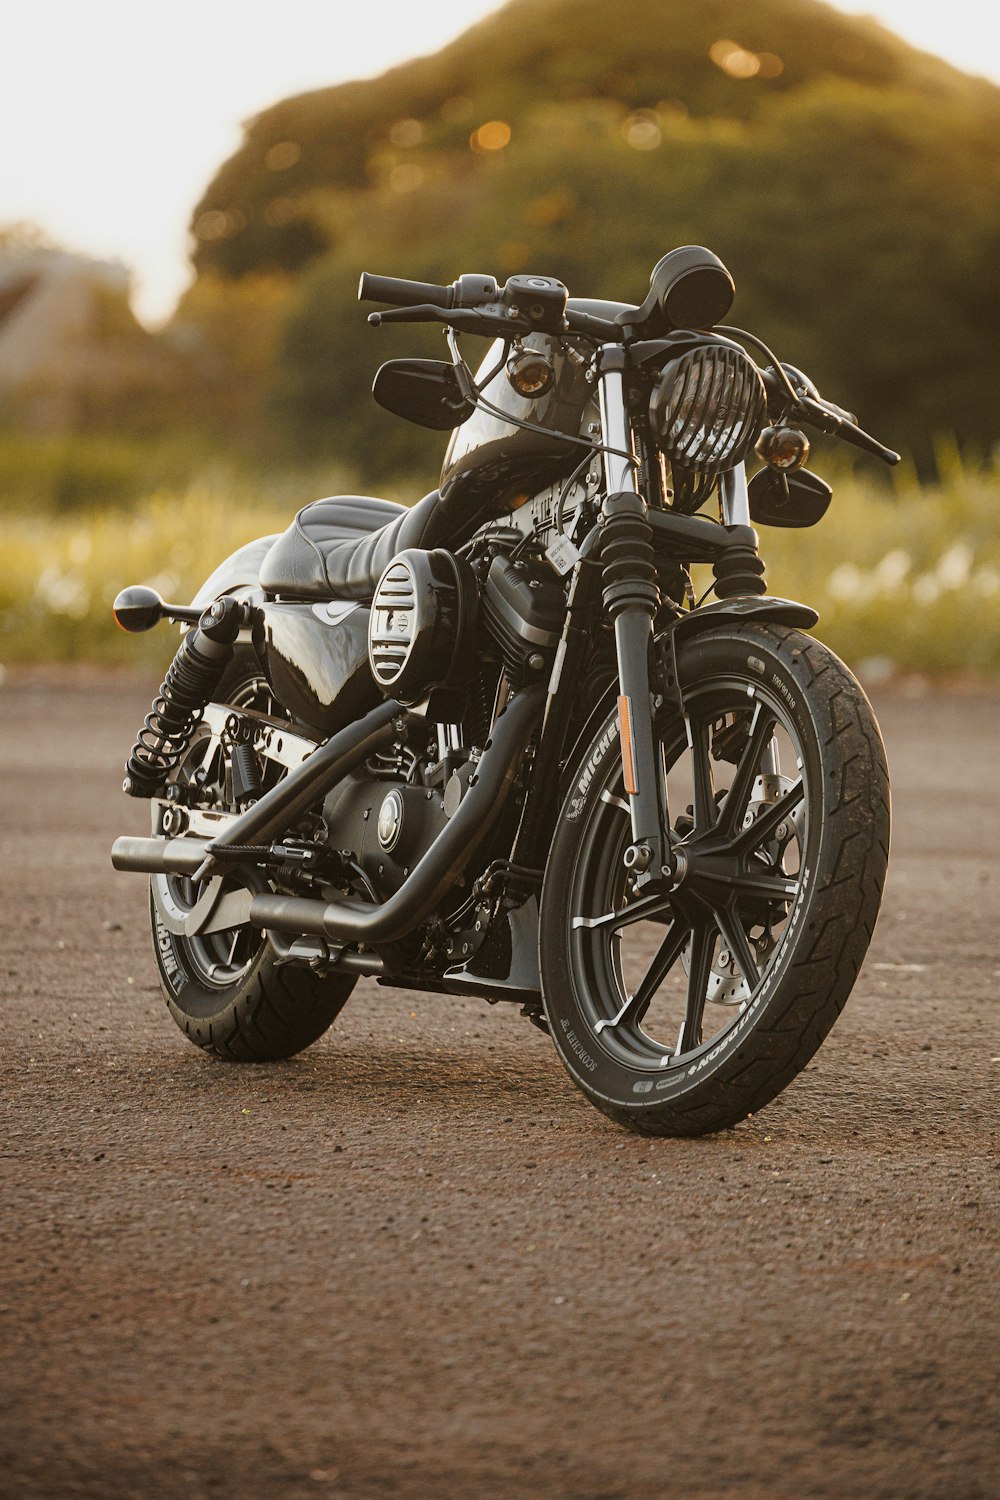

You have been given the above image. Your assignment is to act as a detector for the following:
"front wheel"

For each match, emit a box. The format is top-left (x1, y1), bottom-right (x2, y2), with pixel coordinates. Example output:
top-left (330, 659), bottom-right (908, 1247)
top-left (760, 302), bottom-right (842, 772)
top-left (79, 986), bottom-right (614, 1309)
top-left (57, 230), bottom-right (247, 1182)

top-left (540, 624), bottom-right (890, 1136)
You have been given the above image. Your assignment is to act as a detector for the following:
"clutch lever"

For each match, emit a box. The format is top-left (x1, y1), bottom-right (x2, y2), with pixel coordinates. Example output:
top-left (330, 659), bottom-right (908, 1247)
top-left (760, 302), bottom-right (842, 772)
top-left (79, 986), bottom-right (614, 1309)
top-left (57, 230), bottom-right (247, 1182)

top-left (367, 303), bottom-right (532, 336)
top-left (759, 365), bottom-right (900, 466)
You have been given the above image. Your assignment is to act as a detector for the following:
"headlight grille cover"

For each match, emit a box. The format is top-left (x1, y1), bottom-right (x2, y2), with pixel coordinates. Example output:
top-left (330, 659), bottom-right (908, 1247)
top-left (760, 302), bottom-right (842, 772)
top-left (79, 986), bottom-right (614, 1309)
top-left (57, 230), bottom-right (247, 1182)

top-left (649, 344), bottom-right (767, 478)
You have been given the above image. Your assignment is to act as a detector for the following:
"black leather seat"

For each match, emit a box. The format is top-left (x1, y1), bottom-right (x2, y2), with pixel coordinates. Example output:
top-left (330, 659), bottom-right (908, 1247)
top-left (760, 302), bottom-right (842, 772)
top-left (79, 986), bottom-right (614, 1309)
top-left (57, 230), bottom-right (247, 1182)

top-left (260, 491), bottom-right (447, 602)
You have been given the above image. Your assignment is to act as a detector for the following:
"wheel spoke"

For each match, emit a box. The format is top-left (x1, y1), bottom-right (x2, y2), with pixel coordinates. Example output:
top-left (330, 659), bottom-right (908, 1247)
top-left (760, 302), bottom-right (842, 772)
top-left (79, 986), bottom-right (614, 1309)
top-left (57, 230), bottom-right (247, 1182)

top-left (690, 864), bottom-right (799, 903)
top-left (678, 920), bottom-right (716, 1053)
top-left (726, 869), bottom-right (800, 902)
top-left (594, 919), bottom-right (691, 1034)
top-left (572, 892), bottom-right (673, 934)
top-left (717, 704), bottom-right (778, 839)
top-left (689, 714), bottom-right (717, 833)
top-left (729, 779), bottom-right (804, 857)
top-left (713, 905), bottom-right (760, 988)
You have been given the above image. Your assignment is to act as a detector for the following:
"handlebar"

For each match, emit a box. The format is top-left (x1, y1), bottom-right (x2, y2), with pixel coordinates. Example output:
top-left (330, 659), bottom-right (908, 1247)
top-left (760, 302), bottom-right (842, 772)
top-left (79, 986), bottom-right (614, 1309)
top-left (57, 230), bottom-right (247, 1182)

top-left (360, 270), bottom-right (900, 464)
top-left (814, 396), bottom-right (856, 427)
top-left (359, 268), bottom-right (621, 341)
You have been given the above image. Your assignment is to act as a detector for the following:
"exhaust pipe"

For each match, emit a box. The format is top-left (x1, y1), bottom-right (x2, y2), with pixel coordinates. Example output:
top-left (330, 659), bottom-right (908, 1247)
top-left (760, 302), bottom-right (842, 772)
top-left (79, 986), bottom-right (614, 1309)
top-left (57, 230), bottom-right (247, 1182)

top-left (249, 687), bottom-right (544, 947)
top-left (111, 837), bottom-right (210, 875)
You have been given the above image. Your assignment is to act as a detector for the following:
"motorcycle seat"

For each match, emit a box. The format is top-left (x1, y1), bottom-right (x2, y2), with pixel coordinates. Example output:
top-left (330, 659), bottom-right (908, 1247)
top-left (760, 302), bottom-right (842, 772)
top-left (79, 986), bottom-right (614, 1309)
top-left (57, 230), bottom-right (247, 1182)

top-left (259, 491), bottom-right (447, 602)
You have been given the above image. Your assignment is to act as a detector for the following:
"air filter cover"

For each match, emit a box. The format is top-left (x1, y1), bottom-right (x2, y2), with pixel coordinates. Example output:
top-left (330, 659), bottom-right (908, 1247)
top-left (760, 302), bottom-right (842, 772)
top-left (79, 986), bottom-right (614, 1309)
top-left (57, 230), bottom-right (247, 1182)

top-left (368, 548), bottom-right (477, 707)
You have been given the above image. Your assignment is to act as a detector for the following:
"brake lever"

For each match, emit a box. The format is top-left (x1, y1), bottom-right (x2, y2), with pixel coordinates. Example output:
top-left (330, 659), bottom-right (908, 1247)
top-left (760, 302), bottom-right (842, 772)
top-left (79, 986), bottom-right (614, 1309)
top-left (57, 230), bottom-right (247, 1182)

top-left (367, 303), bottom-right (452, 327)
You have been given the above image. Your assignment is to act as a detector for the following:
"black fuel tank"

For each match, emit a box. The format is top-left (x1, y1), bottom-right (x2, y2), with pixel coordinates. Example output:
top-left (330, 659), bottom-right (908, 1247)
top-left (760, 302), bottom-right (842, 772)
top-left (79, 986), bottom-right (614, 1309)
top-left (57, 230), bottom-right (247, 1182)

top-left (256, 600), bottom-right (380, 734)
top-left (439, 331), bottom-right (591, 512)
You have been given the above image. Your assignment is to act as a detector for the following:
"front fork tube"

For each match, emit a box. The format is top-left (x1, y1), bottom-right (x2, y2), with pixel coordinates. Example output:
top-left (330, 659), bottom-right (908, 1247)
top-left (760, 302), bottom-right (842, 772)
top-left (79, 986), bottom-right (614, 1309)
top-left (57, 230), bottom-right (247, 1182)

top-left (613, 607), bottom-right (669, 881)
top-left (596, 351), bottom-right (671, 885)
top-left (720, 462), bottom-right (751, 527)
top-left (600, 490), bottom-right (670, 886)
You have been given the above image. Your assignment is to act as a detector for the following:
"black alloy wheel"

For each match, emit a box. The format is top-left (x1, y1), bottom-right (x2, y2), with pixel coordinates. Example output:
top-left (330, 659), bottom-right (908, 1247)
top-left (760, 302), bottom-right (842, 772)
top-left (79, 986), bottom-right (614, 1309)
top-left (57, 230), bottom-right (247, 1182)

top-left (540, 624), bottom-right (889, 1135)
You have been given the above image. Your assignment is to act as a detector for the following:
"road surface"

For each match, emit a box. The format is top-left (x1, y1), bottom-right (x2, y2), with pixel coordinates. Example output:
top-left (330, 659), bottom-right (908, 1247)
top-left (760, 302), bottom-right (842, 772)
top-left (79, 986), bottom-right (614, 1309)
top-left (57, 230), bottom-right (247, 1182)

top-left (1, 669), bottom-right (997, 1498)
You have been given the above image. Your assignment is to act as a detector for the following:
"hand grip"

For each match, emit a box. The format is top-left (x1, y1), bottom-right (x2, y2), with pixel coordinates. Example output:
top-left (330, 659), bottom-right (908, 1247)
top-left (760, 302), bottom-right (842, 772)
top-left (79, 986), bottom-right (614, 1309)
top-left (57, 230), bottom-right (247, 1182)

top-left (358, 273), bottom-right (454, 309)
top-left (833, 421), bottom-right (901, 466)
top-left (798, 396), bottom-right (900, 465)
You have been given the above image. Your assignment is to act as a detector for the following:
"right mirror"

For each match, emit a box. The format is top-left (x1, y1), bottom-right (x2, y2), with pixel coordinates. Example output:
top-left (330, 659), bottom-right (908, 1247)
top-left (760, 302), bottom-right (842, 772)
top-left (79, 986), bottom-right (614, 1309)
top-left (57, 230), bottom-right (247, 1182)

top-left (748, 467), bottom-right (833, 528)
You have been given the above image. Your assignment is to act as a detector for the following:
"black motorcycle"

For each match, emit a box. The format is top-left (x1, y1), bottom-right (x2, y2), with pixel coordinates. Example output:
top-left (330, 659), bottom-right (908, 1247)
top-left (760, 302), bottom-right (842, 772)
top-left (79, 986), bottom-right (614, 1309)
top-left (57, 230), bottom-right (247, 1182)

top-left (111, 247), bottom-right (894, 1136)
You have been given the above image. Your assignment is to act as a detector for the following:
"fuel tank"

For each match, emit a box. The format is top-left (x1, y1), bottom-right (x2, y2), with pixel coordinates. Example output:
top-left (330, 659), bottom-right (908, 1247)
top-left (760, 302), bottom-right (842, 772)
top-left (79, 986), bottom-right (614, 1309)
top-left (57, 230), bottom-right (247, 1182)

top-left (255, 600), bottom-right (380, 735)
top-left (439, 299), bottom-right (632, 512)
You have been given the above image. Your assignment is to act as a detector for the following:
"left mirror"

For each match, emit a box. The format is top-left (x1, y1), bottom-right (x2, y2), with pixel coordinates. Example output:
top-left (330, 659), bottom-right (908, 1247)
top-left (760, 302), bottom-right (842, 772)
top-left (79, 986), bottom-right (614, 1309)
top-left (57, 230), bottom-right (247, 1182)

top-left (372, 359), bottom-right (476, 431)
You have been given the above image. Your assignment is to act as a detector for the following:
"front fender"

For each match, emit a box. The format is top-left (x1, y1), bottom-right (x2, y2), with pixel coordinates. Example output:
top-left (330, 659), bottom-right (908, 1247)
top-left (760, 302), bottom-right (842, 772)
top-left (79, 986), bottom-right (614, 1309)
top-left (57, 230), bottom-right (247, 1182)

top-left (656, 596), bottom-right (817, 711)
top-left (559, 596), bottom-right (818, 784)
top-left (668, 595), bottom-right (818, 642)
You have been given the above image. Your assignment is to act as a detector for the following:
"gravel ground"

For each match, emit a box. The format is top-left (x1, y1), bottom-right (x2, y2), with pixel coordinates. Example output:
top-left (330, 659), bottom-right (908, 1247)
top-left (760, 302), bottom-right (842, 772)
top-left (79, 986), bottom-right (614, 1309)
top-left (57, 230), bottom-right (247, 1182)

top-left (1, 669), bottom-right (997, 1499)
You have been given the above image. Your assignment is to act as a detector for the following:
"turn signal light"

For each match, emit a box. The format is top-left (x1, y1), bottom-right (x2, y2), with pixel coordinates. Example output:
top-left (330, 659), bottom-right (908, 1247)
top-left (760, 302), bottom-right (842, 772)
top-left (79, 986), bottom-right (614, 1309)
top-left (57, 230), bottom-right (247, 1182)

top-left (507, 348), bottom-right (555, 398)
top-left (755, 425), bottom-right (810, 471)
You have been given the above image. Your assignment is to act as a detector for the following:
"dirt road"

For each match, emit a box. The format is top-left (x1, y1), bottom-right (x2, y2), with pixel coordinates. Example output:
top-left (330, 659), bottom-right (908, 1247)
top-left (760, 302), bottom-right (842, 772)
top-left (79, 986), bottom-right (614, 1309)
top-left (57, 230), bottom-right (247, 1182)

top-left (1, 670), bottom-right (997, 1499)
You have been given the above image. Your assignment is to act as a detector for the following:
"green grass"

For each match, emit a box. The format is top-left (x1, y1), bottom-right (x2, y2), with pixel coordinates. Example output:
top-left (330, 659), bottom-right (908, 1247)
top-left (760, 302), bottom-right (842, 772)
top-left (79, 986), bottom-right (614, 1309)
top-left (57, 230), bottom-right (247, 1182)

top-left (758, 452), bottom-right (1000, 677)
top-left (0, 483), bottom-right (297, 666)
top-left (0, 431), bottom-right (209, 512)
top-left (1, 456), bottom-right (998, 676)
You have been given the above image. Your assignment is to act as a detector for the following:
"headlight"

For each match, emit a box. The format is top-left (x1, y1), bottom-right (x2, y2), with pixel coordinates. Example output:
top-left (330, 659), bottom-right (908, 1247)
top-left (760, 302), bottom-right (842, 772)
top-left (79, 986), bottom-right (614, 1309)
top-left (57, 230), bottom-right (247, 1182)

top-left (649, 344), bottom-right (766, 478)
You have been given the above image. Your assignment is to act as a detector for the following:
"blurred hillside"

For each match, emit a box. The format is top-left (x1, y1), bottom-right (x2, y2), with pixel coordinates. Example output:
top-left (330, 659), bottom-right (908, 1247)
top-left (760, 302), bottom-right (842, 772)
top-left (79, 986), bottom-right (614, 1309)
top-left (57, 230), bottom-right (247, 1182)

top-left (176, 0), bottom-right (1000, 483)
top-left (4, 0), bottom-right (1000, 678)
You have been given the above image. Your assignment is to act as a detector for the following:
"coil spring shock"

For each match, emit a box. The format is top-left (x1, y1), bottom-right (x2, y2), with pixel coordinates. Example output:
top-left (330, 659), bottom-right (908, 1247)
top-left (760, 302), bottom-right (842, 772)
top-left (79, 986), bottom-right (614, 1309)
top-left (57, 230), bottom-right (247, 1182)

top-left (123, 599), bottom-right (244, 798)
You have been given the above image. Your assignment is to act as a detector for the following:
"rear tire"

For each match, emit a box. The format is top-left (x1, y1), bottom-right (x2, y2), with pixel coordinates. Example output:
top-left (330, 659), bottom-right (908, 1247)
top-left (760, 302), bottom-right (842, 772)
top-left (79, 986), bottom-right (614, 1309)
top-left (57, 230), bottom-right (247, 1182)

top-left (151, 662), bottom-right (355, 1062)
top-left (153, 890), bottom-right (354, 1062)
top-left (540, 624), bottom-right (890, 1136)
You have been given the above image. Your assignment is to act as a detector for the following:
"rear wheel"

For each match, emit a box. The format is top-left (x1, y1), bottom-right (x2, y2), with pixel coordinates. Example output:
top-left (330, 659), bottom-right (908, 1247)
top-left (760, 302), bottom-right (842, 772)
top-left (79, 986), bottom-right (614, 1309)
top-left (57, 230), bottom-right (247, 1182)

top-left (540, 624), bottom-right (890, 1135)
top-left (151, 665), bottom-right (355, 1061)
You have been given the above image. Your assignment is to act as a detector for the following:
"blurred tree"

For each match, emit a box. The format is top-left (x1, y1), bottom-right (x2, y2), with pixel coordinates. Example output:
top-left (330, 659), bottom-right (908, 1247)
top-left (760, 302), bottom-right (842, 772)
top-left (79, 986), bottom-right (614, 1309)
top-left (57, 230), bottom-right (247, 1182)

top-left (137, 0), bottom-right (1000, 480)
top-left (169, 272), bottom-right (295, 446)
top-left (271, 77), bottom-right (1000, 482)
top-left (191, 0), bottom-right (920, 282)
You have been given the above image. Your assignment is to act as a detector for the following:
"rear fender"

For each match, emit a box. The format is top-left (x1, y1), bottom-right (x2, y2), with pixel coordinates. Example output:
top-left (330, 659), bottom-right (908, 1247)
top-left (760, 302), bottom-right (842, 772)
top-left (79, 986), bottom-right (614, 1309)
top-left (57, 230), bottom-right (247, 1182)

top-left (186, 536), bottom-right (279, 677)
top-left (189, 539), bottom-right (380, 734)
top-left (189, 535), bottom-right (280, 612)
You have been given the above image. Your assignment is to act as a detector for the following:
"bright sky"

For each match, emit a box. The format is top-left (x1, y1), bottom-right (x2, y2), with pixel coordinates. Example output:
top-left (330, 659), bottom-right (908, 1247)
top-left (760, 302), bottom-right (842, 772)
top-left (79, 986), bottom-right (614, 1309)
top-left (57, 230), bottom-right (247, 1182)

top-left (2, 0), bottom-right (997, 325)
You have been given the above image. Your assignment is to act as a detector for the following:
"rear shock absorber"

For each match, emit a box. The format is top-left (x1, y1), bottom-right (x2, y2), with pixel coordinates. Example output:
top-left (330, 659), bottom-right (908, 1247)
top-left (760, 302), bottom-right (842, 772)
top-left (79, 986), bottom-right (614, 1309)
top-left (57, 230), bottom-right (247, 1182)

top-left (123, 598), bottom-right (247, 798)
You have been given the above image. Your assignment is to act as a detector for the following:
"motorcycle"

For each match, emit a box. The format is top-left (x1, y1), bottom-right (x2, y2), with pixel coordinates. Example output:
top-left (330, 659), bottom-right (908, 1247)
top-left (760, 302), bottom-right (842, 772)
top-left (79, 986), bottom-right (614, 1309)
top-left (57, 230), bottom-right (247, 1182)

top-left (110, 246), bottom-right (894, 1136)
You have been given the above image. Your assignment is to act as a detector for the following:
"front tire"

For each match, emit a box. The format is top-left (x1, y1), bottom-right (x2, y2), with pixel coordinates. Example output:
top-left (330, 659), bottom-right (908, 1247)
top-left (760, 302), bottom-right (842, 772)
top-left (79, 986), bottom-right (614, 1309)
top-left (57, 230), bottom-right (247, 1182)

top-left (540, 624), bottom-right (890, 1136)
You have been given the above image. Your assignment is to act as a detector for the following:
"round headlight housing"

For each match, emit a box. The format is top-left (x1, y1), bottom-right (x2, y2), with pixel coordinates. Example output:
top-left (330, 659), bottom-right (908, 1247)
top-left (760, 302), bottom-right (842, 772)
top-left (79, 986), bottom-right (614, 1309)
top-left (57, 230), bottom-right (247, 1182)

top-left (649, 343), bottom-right (767, 479)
